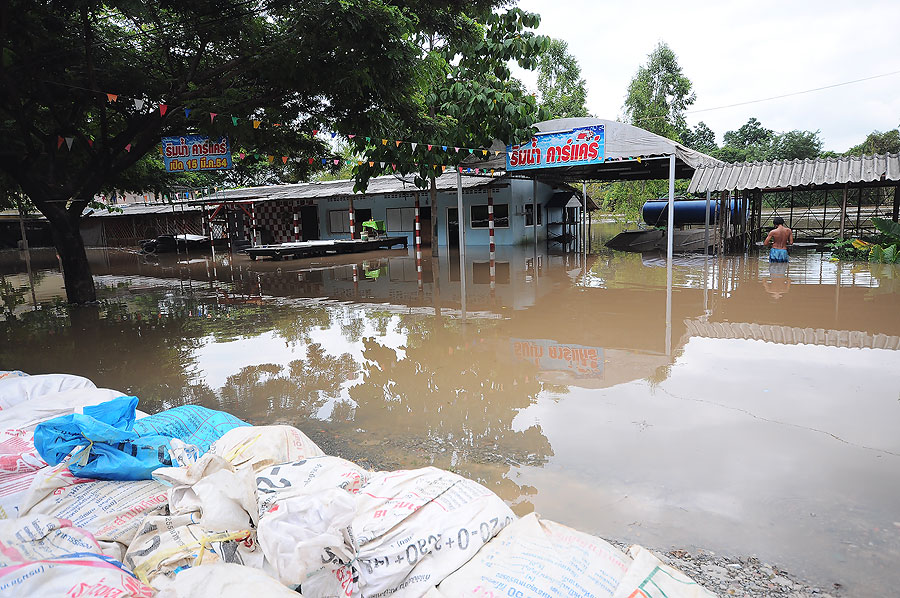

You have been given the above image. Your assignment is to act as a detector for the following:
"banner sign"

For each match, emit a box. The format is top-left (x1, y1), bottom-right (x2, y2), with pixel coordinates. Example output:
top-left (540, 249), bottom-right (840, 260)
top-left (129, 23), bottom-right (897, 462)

top-left (161, 135), bottom-right (232, 172)
top-left (511, 338), bottom-right (604, 378)
top-left (506, 125), bottom-right (605, 171)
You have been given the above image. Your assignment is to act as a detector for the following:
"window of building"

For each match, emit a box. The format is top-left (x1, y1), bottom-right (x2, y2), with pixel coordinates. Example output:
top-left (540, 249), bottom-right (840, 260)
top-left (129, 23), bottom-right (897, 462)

top-left (386, 207), bottom-right (416, 232)
top-left (329, 208), bottom-right (372, 233)
top-left (524, 203), bottom-right (543, 226)
top-left (470, 204), bottom-right (510, 228)
top-left (329, 210), bottom-right (350, 233)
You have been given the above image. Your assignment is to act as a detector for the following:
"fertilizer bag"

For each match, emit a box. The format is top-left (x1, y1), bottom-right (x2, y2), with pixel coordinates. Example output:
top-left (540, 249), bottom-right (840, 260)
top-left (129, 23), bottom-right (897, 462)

top-left (428, 512), bottom-right (633, 598)
top-left (34, 396), bottom-right (249, 480)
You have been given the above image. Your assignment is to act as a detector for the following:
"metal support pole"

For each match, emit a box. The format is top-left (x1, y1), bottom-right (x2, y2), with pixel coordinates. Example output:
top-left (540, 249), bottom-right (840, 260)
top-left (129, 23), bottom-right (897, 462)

top-left (582, 181), bottom-right (588, 258)
top-left (431, 177), bottom-right (440, 257)
top-left (488, 187), bottom-right (496, 295)
top-left (293, 212), bottom-right (300, 242)
top-left (891, 185), bottom-right (900, 222)
top-left (666, 154), bottom-right (675, 264)
top-left (414, 193), bottom-right (423, 292)
top-left (456, 169), bottom-right (467, 321)
top-left (348, 196), bottom-right (356, 240)
top-left (839, 183), bottom-right (848, 239)
top-left (704, 189), bottom-right (711, 255)
top-left (532, 178), bottom-right (538, 248)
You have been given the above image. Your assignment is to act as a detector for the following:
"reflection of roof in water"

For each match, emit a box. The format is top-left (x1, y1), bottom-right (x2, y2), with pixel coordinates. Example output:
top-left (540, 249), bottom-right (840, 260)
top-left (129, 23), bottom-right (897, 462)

top-left (684, 319), bottom-right (900, 351)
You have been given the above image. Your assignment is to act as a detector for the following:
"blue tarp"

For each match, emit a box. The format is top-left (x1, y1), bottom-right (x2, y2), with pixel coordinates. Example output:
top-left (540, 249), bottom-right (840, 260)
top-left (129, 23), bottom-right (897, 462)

top-left (34, 396), bottom-right (248, 480)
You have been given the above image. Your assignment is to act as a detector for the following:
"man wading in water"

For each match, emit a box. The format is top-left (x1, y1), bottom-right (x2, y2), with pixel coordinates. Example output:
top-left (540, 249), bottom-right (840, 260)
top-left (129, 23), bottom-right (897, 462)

top-left (764, 217), bottom-right (793, 262)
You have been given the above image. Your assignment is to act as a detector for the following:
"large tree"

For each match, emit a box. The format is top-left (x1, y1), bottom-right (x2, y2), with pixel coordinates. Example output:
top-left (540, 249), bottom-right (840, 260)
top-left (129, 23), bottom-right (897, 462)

top-left (536, 38), bottom-right (589, 119)
top-left (845, 128), bottom-right (900, 156)
top-left (622, 41), bottom-right (695, 141)
top-left (346, 7), bottom-right (551, 191)
top-left (715, 117), bottom-right (823, 162)
top-left (0, 0), bottom-right (525, 303)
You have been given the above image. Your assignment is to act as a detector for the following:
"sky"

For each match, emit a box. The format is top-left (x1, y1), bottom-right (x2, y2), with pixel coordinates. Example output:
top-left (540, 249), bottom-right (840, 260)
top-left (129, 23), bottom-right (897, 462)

top-left (512, 0), bottom-right (900, 152)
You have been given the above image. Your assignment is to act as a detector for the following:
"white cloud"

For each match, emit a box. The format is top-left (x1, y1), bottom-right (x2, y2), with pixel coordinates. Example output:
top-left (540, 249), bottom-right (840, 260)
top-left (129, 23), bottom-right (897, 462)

top-left (513, 0), bottom-right (900, 151)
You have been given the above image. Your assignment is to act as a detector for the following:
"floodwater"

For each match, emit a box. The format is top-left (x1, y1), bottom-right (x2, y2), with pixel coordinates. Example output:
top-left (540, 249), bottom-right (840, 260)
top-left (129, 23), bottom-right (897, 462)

top-left (2, 224), bottom-right (899, 595)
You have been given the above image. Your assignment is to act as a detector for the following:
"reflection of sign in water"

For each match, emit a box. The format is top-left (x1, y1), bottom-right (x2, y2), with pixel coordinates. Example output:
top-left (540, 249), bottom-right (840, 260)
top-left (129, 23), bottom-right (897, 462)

top-left (506, 125), bottom-right (605, 171)
top-left (511, 338), bottom-right (603, 378)
top-left (161, 135), bottom-right (232, 172)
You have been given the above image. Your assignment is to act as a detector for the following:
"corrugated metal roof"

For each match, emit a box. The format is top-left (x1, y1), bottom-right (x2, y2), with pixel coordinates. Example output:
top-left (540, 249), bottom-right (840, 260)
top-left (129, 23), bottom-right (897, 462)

top-left (688, 153), bottom-right (900, 193)
top-left (207, 170), bottom-right (498, 203)
top-left (684, 319), bottom-right (900, 350)
top-left (86, 203), bottom-right (202, 218)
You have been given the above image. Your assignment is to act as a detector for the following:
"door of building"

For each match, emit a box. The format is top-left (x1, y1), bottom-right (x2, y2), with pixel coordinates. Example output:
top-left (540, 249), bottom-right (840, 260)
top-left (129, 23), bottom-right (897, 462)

top-left (447, 207), bottom-right (459, 247)
top-left (300, 206), bottom-right (319, 240)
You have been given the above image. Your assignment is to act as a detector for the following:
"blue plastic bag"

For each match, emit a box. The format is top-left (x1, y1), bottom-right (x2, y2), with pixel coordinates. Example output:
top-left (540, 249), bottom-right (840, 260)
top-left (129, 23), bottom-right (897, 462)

top-left (34, 396), bottom-right (249, 481)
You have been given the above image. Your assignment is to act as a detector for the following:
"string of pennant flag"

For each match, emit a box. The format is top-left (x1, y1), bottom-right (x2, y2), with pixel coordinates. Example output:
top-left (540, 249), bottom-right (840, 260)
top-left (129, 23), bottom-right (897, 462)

top-left (51, 84), bottom-right (648, 167)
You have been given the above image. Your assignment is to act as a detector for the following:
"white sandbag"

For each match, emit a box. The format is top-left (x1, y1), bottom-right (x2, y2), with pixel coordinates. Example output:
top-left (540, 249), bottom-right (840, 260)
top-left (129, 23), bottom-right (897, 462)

top-left (124, 513), bottom-right (262, 589)
top-left (427, 513), bottom-right (633, 598)
top-left (156, 563), bottom-right (301, 598)
top-left (0, 552), bottom-right (155, 597)
top-left (0, 387), bottom-right (131, 430)
top-left (256, 455), bottom-right (371, 514)
top-left (611, 545), bottom-right (717, 598)
top-left (153, 453), bottom-right (258, 530)
top-left (0, 428), bottom-right (46, 519)
top-left (0, 515), bottom-right (103, 564)
top-left (0, 373), bottom-right (96, 410)
top-left (305, 467), bottom-right (515, 598)
top-left (19, 462), bottom-right (168, 560)
top-left (255, 456), bottom-right (371, 586)
top-left (209, 424), bottom-right (325, 472)
top-left (0, 389), bottom-right (138, 519)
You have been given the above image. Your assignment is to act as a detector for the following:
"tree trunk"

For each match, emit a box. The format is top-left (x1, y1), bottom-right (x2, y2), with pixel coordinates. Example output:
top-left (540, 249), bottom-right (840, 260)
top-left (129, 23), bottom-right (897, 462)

top-left (48, 212), bottom-right (97, 304)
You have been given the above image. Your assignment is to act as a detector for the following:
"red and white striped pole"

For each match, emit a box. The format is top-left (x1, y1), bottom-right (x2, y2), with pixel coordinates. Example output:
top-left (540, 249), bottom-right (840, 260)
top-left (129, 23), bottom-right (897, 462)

top-left (293, 212), bottom-right (300, 241)
top-left (251, 203), bottom-right (258, 247)
top-left (488, 188), bottom-right (496, 294)
top-left (414, 193), bottom-right (423, 292)
top-left (348, 196), bottom-right (356, 240)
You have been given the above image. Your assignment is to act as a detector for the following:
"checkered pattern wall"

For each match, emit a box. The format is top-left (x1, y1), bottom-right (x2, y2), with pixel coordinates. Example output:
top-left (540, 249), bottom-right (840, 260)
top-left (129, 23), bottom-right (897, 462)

top-left (255, 200), bottom-right (312, 244)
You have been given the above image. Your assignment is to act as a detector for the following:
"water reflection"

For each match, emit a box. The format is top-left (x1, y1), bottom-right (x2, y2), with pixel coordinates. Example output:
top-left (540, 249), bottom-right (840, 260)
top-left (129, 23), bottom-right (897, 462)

top-left (1, 232), bottom-right (900, 594)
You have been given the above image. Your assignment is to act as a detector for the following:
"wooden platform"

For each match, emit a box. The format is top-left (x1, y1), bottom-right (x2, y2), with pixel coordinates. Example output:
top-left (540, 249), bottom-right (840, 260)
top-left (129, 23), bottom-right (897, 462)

top-left (246, 236), bottom-right (408, 261)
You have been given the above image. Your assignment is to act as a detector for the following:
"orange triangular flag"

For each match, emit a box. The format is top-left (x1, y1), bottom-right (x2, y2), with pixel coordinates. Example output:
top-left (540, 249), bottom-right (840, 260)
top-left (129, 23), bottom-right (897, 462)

top-left (267, 155), bottom-right (274, 163)
top-left (395, 141), bottom-right (401, 147)
top-left (441, 165), bottom-right (446, 172)
top-left (381, 139), bottom-right (387, 146)
top-left (282, 156), bottom-right (288, 164)
top-left (106, 93), bottom-right (117, 103)
top-left (368, 161), bottom-right (374, 167)
top-left (253, 120), bottom-right (261, 129)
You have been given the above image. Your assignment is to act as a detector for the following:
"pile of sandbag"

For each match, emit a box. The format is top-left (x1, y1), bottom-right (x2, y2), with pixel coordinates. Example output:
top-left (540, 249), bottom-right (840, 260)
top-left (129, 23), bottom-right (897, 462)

top-left (0, 371), bottom-right (717, 598)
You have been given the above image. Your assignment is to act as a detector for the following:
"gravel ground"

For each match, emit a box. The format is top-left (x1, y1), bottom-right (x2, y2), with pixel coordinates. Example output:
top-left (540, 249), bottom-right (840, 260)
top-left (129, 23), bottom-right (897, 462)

top-left (304, 424), bottom-right (842, 598)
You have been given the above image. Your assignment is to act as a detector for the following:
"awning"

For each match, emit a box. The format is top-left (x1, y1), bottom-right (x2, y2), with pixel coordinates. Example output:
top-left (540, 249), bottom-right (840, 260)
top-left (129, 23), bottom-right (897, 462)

top-left (466, 118), bottom-right (722, 183)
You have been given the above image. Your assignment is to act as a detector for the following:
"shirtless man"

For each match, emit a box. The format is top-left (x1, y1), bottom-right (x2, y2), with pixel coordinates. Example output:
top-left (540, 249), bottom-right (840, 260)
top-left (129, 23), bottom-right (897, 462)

top-left (763, 217), bottom-right (793, 262)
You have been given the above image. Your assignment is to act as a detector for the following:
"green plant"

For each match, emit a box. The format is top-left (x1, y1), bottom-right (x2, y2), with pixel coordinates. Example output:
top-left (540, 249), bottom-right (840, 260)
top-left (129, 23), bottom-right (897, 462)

top-left (872, 217), bottom-right (900, 244)
top-left (869, 243), bottom-right (900, 264)
top-left (828, 238), bottom-right (871, 261)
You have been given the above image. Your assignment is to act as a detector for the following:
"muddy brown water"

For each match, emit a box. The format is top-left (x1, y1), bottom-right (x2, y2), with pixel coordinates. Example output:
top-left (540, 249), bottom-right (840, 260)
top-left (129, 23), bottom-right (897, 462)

top-left (1, 224), bottom-right (899, 595)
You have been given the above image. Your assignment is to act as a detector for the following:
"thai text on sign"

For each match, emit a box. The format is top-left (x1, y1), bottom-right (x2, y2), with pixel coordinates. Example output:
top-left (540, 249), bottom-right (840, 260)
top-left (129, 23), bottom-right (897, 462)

top-left (511, 338), bottom-right (604, 378)
top-left (161, 135), bottom-right (232, 172)
top-left (506, 125), bottom-right (605, 171)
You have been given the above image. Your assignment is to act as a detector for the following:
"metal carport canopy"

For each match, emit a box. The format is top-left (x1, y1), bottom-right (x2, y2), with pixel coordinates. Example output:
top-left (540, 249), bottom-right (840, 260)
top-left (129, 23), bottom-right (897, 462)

top-left (469, 118), bottom-right (723, 182)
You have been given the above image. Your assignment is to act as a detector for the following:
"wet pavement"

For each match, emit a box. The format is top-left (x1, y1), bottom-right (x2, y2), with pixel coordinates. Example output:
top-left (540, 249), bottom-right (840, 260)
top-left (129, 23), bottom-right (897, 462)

top-left (1, 224), bottom-right (899, 595)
